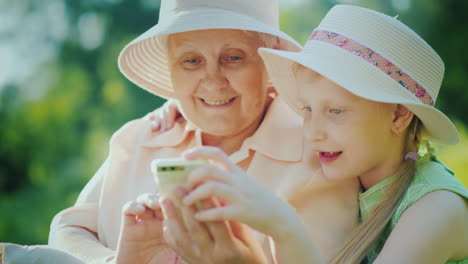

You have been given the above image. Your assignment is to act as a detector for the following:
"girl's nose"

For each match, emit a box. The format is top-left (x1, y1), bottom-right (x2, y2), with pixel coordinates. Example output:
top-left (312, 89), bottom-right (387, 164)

top-left (303, 115), bottom-right (327, 142)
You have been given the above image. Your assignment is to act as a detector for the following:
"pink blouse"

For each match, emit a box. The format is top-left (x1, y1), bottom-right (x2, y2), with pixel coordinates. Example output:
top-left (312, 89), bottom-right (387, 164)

top-left (49, 97), bottom-right (360, 262)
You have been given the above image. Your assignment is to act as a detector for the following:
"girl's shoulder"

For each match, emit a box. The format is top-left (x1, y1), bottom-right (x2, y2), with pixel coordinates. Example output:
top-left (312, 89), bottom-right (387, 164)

top-left (366, 155), bottom-right (468, 263)
top-left (391, 155), bottom-right (468, 228)
top-left (376, 188), bottom-right (468, 264)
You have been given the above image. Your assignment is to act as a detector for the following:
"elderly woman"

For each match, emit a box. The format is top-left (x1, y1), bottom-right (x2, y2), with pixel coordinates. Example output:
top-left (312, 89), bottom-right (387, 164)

top-left (48, 1), bottom-right (359, 264)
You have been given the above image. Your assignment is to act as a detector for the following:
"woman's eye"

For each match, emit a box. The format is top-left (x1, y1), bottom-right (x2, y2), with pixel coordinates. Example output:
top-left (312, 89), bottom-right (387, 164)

top-left (184, 58), bottom-right (200, 64)
top-left (329, 108), bottom-right (342, 114)
top-left (221, 55), bottom-right (244, 63)
top-left (301, 106), bottom-right (312, 112)
top-left (229, 56), bottom-right (242, 61)
top-left (181, 57), bottom-right (203, 69)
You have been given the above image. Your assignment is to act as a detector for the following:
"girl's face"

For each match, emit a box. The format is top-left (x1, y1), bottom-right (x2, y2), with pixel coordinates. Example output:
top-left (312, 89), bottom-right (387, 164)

top-left (296, 67), bottom-right (404, 185)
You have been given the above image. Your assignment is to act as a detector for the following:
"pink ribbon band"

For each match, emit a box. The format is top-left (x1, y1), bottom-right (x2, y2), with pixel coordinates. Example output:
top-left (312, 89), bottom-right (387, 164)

top-left (308, 30), bottom-right (434, 106)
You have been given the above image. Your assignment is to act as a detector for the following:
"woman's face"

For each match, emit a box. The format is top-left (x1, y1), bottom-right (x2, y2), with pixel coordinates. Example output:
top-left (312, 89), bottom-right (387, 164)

top-left (168, 29), bottom-right (270, 137)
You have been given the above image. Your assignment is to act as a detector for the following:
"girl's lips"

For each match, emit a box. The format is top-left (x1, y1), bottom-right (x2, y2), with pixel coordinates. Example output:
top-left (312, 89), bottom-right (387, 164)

top-left (318, 151), bottom-right (343, 164)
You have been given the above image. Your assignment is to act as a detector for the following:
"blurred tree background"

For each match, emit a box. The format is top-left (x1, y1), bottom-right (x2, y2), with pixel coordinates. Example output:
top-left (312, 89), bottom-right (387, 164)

top-left (0, 0), bottom-right (467, 244)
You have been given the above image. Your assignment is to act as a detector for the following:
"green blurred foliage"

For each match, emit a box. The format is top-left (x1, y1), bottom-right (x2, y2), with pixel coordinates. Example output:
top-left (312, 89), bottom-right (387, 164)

top-left (0, 0), bottom-right (467, 244)
top-left (0, 0), bottom-right (165, 243)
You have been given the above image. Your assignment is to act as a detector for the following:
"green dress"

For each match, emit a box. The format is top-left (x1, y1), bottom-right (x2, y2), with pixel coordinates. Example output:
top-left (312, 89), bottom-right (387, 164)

top-left (359, 154), bottom-right (468, 263)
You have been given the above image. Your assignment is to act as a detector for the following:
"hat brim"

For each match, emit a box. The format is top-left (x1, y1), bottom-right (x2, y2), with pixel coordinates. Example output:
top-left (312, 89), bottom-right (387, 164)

top-left (258, 43), bottom-right (460, 145)
top-left (118, 7), bottom-right (301, 99)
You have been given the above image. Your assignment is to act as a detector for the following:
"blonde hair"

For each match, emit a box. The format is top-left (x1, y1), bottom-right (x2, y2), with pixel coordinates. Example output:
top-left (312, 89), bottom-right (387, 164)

top-left (291, 60), bottom-right (433, 263)
top-left (332, 117), bottom-right (429, 264)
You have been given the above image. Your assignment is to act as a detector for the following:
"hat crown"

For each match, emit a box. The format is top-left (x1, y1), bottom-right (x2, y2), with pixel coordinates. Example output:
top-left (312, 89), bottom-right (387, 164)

top-left (159, 0), bottom-right (279, 28)
top-left (308, 5), bottom-right (444, 102)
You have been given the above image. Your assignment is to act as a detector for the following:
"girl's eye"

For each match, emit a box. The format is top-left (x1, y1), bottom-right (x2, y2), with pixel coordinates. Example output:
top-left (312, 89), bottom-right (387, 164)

top-left (301, 106), bottom-right (312, 112)
top-left (329, 108), bottom-right (342, 114)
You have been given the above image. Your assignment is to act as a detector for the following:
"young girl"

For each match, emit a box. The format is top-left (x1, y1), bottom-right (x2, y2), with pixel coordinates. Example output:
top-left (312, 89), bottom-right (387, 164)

top-left (176, 4), bottom-right (468, 264)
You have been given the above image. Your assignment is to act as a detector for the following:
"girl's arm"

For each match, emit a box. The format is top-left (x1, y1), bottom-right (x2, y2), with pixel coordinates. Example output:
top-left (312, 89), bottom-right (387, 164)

top-left (182, 146), bottom-right (324, 264)
top-left (268, 203), bottom-right (324, 264)
top-left (374, 190), bottom-right (468, 263)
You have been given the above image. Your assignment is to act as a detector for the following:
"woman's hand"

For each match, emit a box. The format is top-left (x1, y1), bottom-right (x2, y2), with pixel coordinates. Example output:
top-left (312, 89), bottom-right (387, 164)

top-left (115, 193), bottom-right (175, 264)
top-left (148, 99), bottom-right (182, 132)
top-left (161, 187), bottom-right (268, 264)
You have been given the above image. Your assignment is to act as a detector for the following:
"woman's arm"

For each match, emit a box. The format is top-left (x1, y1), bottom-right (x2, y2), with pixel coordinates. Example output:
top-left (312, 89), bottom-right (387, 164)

top-left (48, 159), bottom-right (116, 263)
top-left (49, 104), bottom-right (181, 263)
top-left (374, 190), bottom-right (468, 263)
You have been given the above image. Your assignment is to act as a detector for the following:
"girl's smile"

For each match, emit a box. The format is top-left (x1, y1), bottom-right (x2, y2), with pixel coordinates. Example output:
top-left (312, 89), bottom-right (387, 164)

top-left (318, 151), bottom-right (343, 164)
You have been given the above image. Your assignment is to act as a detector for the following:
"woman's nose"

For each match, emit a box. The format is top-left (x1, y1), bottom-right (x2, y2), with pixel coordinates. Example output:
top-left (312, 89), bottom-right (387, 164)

top-left (201, 62), bottom-right (228, 90)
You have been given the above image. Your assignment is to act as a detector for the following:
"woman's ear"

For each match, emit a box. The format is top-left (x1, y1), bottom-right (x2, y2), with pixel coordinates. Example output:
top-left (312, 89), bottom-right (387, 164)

top-left (392, 104), bottom-right (414, 135)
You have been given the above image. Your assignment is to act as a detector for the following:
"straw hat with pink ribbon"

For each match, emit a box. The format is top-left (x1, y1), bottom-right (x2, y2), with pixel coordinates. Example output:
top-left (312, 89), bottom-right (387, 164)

top-left (259, 5), bottom-right (459, 145)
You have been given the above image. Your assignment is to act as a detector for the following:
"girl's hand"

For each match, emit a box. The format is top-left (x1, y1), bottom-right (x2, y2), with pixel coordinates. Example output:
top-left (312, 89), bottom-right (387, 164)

top-left (148, 100), bottom-right (182, 132)
top-left (182, 146), bottom-right (296, 240)
top-left (115, 193), bottom-right (175, 264)
top-left (161, 188), bottom-right (267, 264)
top-left (181, 146), bottom-right (325, 264)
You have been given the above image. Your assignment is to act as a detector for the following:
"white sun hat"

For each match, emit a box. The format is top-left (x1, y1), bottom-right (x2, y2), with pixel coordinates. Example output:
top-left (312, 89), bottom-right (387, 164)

top-left (258, 5), bottom-right (459, 145)
top-left (118, 0), bottom-right (301, 99)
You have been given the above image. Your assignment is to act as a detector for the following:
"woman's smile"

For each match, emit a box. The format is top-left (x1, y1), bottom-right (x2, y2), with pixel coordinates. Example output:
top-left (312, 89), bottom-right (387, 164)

top-left (198, 97), bottom-right (237, 107)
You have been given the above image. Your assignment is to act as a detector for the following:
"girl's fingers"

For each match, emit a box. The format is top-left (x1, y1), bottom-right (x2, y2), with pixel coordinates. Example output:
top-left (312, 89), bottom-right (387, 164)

top-left (194, 205), bottom-right (242, 222)
top-left (183, 146), bottom-right (238, 173)
top-left (186, 164), bottom-right (233, 189)
top-left (183, 181), bottom-right (238, 206)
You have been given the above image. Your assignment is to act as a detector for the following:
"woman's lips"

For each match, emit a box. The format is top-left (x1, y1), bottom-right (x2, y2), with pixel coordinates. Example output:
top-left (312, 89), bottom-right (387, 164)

top-left (318, 151), bottom-right (343, 164)
top-left (199, 97), bottom-right (236, 107)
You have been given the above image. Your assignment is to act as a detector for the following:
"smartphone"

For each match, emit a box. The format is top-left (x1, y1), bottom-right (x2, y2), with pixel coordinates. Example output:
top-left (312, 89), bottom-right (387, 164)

top-left (151, 158), bottom-right (209, 201)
